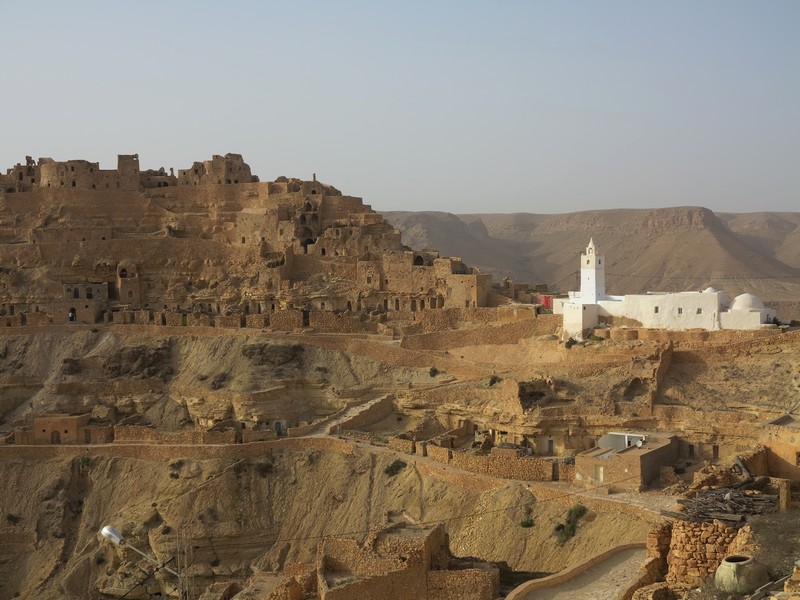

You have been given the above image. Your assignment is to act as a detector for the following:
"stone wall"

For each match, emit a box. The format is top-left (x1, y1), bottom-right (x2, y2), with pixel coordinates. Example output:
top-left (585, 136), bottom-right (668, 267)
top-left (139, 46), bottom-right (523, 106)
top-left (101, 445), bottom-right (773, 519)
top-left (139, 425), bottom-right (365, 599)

top-left (608, 328), bottom-right (783, 345)
top-left (426, 444), bottom-right (452, 464)
top-left (740, 444), bottom-right (769, 476)
top-left (0, 435), bottom-right (356, 462)
top-left (559, 462), bottom-right (575, 482)
top-left (26, 311), bottom-right (51, 326)
top-left (216, 314), bottom-right (243, 328)
top-left (426, 569), bottom-right (499, 600)
top-left (665, 520), bottom-right (739, 587)
top-left (333, 396), bottom-right (394, 432)
top-left (309, 311), bottom-right (378, 334)
top-left (400, 312), bottom-right (559, 351)
top-left (413, 441), bottom-right (557, 482)
top-left (113, 425), bottom-right (234, 445)
top-left (448, 451), bottom-right (554, 481)
top-left (245, 314), bottom-right (266, 328)
top-left (242, 429), bottom-right (277, 443)
top-left (270, 309), bottom-right (304, 331)
top-left (388, 436), bottom-right (415, 454)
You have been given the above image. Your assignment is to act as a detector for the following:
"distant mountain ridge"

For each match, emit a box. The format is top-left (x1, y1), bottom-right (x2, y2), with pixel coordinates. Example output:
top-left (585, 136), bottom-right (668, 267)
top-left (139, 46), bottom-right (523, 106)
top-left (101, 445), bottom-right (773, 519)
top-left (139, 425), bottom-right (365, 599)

top-left (383, 207), bottom-right (800, 303)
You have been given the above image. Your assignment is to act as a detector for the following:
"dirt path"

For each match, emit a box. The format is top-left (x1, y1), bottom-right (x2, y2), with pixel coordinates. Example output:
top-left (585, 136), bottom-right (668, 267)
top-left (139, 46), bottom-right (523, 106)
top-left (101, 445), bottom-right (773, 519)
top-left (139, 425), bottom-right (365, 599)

top-left (520, 547), bottom-right (646, 600)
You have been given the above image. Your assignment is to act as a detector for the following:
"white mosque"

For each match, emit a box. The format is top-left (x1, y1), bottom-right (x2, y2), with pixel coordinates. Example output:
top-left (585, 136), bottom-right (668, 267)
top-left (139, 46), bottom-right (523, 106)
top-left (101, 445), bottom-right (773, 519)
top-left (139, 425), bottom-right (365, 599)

top-left (554, 239), bottom-right (777, 339)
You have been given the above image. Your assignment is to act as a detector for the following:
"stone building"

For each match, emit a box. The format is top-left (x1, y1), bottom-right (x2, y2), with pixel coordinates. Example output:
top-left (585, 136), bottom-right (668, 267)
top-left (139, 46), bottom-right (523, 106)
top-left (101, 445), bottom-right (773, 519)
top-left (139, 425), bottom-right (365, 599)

top-left (13, 413), bottom-right (113, 445)
top-left (177, 153), bottom-right (257, 186)
top-left (263, 519), bottom-right (499, 600)
top-left (574, 430), bottom-right (678, 492)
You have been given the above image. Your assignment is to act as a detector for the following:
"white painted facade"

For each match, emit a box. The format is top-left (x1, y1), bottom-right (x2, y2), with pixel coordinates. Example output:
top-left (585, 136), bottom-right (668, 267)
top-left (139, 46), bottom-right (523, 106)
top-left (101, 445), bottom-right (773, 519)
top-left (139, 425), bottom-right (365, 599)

top-left (559, 239), bottom-right (777, 338)
top-left (580, 238), bottom-right (605, 303)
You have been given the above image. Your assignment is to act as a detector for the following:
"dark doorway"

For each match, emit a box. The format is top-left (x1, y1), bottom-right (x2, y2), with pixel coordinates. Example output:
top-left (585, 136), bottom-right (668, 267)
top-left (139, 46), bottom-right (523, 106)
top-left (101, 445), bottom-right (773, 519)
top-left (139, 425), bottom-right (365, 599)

top-left (51, 431), bottom-right (61, 444)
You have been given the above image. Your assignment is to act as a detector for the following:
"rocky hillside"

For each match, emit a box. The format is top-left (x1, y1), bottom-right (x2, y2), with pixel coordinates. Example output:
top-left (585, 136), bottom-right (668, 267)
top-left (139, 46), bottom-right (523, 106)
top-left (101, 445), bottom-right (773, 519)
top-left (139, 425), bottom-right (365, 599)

top-left (384, 207), bottom-right (800, 302)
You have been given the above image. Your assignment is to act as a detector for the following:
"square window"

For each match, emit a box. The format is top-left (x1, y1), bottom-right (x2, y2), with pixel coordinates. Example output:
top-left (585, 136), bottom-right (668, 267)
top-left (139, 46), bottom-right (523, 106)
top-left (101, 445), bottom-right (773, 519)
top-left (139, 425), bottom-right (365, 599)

top-left (696, 308), bottom-right (703, 314)
top-left (677, 307), bottom-right (683, 315)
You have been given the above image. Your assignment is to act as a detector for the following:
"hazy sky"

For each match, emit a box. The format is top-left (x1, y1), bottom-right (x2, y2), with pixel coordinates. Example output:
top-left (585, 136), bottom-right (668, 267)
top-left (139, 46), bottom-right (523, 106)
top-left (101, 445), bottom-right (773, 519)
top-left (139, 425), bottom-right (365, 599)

top-left (1, 1), bottom-right (797, 214)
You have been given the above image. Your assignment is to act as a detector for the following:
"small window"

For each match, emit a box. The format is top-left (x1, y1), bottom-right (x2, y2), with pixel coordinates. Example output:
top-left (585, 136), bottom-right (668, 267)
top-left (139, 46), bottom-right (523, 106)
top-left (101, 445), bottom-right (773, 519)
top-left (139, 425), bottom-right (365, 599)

top-left (654, 306), bottom-right (659, 314)
top-left (366, 276), bottom-right (372, 284)
top-left (677, 307), bottom-right (683, 315)
top-left (586, 260), bottom-right (590, 265)
top-left (696, 308), bottom-right (703, 314)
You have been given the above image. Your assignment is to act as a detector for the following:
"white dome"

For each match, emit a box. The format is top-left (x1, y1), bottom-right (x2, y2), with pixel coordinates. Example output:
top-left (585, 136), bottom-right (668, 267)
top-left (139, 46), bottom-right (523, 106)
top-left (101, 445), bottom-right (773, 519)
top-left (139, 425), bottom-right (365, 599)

top-left (703, 286), bottom-right (718, 294)
top-left (730, 293), bottom-right (765, 311)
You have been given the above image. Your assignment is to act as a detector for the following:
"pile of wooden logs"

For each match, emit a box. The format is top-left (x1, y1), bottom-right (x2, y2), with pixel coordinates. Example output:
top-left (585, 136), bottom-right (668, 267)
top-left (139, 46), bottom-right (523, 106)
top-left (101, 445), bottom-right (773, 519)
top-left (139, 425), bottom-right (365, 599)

top-left (662, 456), bottom-right (777, 525)
top-left (663, 487), bottom-right (777, 524)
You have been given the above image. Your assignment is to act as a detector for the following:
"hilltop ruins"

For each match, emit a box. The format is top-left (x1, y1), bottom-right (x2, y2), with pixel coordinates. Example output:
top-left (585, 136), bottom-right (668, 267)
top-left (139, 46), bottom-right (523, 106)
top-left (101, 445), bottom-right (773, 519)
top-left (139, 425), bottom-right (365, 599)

top-left (1, 154), bottom-right (799, 600)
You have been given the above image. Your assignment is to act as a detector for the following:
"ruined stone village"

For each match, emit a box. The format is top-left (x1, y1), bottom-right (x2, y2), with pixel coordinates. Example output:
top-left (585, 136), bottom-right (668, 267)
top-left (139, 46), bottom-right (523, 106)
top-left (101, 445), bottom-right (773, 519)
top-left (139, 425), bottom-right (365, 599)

top-left (1, 153), bottom-right (800, 600)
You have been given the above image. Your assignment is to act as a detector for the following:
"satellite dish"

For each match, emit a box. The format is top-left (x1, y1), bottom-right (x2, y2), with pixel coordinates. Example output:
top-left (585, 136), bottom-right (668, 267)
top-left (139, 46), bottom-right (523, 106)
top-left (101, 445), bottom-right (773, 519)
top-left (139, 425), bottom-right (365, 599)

top-left (636, 440), bottom-right (643, 448)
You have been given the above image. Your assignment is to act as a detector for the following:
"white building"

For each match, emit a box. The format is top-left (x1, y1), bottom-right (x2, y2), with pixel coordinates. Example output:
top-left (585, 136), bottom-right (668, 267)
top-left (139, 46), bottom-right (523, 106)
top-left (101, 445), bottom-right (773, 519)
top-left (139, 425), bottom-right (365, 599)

top-left (555, 239), bottom-right (777, 338)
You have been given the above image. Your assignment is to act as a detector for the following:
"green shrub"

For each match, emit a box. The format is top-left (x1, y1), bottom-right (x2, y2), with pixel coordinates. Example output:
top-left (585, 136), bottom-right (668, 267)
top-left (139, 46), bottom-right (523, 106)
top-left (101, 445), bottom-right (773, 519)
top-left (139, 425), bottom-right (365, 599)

top-left (255, 460), bottom-right (273, 478)
top-left (384, 459), bottom-right (406, 477)
top-left (565, 338), bottom-right (577, 349)
top-left (589, 334), bottom-right (604, 342)
top-left (6, 513), bottom-right (21, 525)
top-left (554, 504), bottom-right (588, 544)
top-left (79, 455), bottom-right (92, 468)
top-left (554, 520), bottom-right (577, 543)
top-left (489, 375), bottom-right (502, 386)
top-left (567, 504), bottom-right (587, 521)
top-left (519, 518), bottom-right (534, 528)
top-left (429, 366), bottom-right (439, 377)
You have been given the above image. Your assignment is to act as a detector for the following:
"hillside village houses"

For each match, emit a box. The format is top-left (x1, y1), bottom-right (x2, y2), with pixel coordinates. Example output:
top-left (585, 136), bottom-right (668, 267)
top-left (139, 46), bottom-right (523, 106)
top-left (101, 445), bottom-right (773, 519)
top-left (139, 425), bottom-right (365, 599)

top-left (555, 238), bottom-right (777, 339)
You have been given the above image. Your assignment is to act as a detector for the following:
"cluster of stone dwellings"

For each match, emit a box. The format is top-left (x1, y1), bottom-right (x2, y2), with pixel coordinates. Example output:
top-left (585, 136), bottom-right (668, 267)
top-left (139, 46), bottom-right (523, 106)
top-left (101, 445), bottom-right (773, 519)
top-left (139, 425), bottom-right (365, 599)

top-left (0, 153), bottom-right (257, 193)
top-left (0, 153), bottom-right (528, 330)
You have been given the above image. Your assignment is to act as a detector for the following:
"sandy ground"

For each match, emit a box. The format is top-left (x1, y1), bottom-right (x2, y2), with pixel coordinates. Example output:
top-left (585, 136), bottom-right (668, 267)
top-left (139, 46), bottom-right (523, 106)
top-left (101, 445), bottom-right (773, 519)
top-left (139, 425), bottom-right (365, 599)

top-left (521, 547), bottom-right (647, 600)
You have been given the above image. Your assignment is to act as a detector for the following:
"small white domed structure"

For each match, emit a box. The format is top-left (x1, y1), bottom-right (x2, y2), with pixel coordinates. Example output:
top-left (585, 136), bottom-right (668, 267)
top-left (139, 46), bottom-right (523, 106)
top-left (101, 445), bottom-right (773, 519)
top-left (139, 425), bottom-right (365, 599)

top-left (730, 293), bottom-right (766, 311)
top-left (703, 286), bottom-right (718, 294)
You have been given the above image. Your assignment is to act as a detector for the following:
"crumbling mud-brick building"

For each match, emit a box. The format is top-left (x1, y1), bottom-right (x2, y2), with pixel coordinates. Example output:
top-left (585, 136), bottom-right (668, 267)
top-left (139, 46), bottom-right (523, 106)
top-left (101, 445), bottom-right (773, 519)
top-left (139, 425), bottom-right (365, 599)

top-left (0, 153), bottom-right (493, 328)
